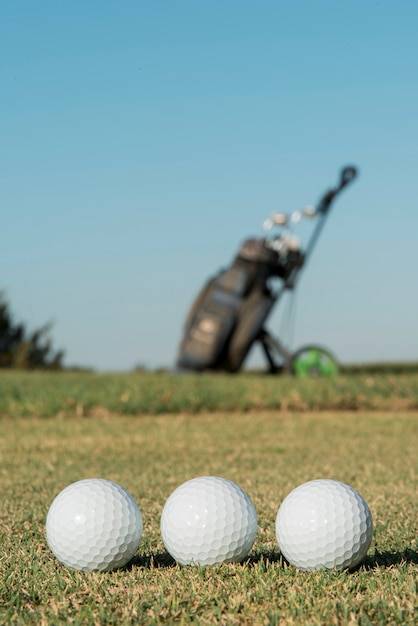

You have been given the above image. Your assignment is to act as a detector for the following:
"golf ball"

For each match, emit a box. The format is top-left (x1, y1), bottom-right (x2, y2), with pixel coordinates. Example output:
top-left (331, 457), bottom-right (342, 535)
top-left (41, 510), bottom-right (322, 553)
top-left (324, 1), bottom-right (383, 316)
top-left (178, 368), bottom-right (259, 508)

top-left (161, 476), bottom-right (258, 566)
top-left (276, 479), bottom-right (373, 571)
top-left (46, 478), bottom-right (143, 571)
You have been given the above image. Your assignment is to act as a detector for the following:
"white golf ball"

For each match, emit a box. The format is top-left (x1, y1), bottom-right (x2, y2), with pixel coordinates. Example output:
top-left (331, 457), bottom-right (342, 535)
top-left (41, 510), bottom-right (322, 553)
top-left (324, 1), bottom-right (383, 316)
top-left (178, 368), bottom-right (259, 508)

top-left (46, 478), bottom-right (143, 571)
top-left (161, 476), bottom-right (258, 566)
top-left (276, 479), bottom-right (373, 571)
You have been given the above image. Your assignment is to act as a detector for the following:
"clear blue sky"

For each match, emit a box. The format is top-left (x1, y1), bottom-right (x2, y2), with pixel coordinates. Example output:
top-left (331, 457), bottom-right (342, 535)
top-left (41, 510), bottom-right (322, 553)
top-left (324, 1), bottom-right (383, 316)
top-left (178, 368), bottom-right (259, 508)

top-left (1, 1), bottom-right (417, 371)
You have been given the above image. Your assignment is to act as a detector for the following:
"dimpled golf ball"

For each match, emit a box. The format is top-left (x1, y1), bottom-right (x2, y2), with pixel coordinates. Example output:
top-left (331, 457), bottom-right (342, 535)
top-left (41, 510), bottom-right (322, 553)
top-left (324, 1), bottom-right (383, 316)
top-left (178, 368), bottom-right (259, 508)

top-left (46, 478), bottom-right (143, 571)
top-left (161, 476), bottom-right (258, 566)
top-left (276, 479), bottom-right (373, 571)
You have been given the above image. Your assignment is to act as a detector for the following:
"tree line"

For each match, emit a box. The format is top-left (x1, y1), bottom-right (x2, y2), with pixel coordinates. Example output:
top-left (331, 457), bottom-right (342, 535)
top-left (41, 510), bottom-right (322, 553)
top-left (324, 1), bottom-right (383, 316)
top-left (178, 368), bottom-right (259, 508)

top-left (0, 292), bottom-right (63, 369)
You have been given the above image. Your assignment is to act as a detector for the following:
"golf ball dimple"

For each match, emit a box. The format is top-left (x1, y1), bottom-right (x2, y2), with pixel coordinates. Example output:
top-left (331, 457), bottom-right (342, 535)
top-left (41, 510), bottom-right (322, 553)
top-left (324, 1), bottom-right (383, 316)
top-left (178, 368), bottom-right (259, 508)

top-left (46, 478), bottom-right (143, 571)
top-left (160, 476), bottom-right (258, 566)
top-left (275, 479), bottom-right (373, 571)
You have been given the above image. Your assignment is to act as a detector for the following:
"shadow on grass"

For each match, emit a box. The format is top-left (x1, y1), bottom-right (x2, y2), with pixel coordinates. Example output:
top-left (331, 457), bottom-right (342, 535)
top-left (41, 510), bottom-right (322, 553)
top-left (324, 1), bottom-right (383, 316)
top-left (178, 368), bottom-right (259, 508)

top-left (362, 549), bottom-right (418, 569)
top-left (245, 551), bottom-right (284, 567)
top-left (128, 552), bottom-right (176, 570)
top-left (128, 551), bottom-right (282, 570)
top-left (126, 548), bottom-right (418, 571)
top-left (247, 548), bottom-right (418, 571)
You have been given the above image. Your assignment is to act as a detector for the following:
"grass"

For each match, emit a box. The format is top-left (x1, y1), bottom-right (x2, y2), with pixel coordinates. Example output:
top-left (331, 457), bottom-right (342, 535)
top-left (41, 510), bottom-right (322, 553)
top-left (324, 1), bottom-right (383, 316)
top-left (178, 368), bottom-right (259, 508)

top-left (1, 392), bottom-right (417, 624)
top-left (0, 369), bottom-right (418, 417)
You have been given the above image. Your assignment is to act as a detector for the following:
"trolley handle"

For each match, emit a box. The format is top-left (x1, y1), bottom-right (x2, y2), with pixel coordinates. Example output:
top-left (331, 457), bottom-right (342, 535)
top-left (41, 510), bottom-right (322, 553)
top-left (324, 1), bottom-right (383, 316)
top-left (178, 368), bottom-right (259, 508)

top-left (318, 166), bottom-right (358, 213)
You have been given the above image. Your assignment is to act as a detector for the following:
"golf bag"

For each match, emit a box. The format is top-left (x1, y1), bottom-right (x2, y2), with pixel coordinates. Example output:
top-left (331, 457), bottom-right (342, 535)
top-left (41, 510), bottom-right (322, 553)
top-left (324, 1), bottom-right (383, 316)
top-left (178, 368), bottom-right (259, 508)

top-left (176, 166), bottom-right (357, 374)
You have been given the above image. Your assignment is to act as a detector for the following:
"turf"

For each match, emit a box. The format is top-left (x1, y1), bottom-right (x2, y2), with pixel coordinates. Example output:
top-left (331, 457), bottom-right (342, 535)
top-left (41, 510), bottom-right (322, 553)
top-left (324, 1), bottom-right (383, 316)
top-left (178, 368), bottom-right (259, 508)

top-left (0, 370), bottom-right (418, 417)
top-left (1, 409), bottom-right (417, 624)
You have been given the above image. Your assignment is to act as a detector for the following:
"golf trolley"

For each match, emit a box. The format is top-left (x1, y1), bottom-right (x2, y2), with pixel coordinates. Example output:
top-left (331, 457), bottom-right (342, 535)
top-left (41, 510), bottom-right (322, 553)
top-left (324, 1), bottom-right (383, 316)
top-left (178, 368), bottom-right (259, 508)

top-left (176, 166), bottom-right (357, 376)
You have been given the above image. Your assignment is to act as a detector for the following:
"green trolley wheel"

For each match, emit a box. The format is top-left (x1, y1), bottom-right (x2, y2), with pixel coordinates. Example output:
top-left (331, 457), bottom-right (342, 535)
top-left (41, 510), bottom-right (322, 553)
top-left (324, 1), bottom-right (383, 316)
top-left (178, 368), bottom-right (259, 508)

top-left (291, 345), bottom-right (339, 378)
